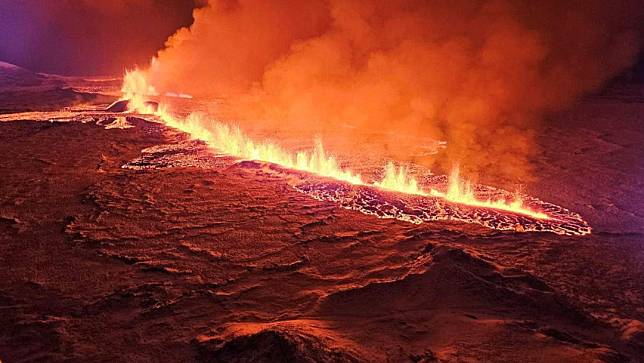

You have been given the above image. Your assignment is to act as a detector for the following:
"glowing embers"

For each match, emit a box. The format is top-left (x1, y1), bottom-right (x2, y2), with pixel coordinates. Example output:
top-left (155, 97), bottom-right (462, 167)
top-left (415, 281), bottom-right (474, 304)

top-left (122, 139), bottom-right (230, 170)
top-left (296, 179), bottom-right (591, 236)
top-left (373, 163), bottom-right (549, 220)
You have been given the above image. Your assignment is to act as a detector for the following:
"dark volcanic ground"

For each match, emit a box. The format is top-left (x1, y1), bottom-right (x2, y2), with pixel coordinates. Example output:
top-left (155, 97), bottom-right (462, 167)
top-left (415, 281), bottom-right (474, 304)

top-left (0, 66), bottom-right (643, 362)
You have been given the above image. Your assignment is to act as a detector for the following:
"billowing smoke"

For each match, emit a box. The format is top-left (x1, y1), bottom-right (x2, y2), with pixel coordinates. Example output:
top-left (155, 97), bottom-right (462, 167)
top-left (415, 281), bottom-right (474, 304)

top-left (144, 0), bottom-right (642, 183)
top-left (0, 0), bottom-right (199, 75)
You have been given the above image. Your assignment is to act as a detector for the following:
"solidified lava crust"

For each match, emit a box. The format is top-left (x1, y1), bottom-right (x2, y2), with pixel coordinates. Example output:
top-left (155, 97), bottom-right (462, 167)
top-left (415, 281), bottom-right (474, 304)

top-left (1, 111), bottom-right (642, 362)
top-left (2, 60), bottom-right (644, 363)
top-left (295, 181), bottom-right (592, 236)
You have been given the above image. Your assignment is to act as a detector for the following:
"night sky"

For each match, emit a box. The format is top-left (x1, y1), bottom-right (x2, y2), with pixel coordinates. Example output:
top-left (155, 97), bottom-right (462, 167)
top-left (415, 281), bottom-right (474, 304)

top-left (0, 0), bottom-right (198, 75)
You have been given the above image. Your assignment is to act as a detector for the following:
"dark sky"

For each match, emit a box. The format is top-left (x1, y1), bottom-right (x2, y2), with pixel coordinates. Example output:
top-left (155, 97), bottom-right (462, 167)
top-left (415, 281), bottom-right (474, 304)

top-left (0, 0), bottom-right (198, 75)
top-left (0, 0), bottom-right (642, 79)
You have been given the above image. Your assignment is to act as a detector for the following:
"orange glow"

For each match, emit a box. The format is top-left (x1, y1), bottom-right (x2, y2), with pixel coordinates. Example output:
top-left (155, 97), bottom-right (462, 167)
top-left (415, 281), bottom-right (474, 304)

top-left (374, 162), bottom-right (424, 195)
top-left (431, 166), bottom-right (549, 219)
top-left (374, 162), bottom-right (548, 219)
top-left (161, 109), bottom-right (364, 186)
top-left (122, 69), bottom-right (549, 220)
top-left (121, 69), bottom-right (158, 113)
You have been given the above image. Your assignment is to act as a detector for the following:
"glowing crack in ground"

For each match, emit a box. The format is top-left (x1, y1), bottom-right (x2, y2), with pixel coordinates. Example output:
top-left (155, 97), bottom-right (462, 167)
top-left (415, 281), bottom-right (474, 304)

top-left (122, 135), bottom-right (591, 236)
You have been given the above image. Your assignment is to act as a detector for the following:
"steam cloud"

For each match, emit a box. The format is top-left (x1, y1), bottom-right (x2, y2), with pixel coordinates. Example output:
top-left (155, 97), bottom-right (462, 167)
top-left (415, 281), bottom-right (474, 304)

top-left (144, 0), bottom-right (642, 182)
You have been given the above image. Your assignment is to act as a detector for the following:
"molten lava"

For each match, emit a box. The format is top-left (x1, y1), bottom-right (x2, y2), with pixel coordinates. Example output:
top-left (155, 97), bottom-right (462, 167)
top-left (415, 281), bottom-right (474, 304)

top-left (121, 69), bottom-right (549, 220)
top-left (431, 167), bottom-right (549, 219)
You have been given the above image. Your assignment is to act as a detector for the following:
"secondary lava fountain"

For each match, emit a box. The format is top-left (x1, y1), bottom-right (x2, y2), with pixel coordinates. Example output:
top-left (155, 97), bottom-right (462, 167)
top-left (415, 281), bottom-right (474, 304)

top-left (120, 69), bottom-right (586, 233)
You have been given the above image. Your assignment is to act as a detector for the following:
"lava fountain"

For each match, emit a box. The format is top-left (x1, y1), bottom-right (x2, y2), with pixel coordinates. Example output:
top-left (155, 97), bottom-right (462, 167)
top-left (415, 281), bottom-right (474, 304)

top-left (120, 69), bottom-right (589, 235)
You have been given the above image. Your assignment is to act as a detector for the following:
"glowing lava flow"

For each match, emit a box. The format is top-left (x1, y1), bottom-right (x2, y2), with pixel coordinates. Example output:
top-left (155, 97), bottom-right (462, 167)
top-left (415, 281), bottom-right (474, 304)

top-left (374, 162), bottom-right (548, 219)
top-left (121, 69), bottom-right (549, 220)
top-left (430, 167), bottom-right (548, 219)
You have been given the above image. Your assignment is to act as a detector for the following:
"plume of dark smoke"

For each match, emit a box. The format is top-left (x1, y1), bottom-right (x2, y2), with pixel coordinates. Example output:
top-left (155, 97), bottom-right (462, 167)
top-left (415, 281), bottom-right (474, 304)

top-left (144, 0), bottom-right (642, 182)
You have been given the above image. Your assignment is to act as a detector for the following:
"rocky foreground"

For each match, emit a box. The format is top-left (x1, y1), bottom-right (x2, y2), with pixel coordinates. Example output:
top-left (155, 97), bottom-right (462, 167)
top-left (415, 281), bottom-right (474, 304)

top-left (0, 69), bottom-right (643, 362)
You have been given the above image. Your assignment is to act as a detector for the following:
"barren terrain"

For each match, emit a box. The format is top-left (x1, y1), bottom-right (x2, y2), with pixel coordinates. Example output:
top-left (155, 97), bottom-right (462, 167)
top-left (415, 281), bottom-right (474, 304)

top-left (0, 64), bottom-right (643, 362)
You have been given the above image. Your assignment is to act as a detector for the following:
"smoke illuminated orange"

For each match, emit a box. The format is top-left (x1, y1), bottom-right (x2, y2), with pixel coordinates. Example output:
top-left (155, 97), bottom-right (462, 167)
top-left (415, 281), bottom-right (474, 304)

top-left (121, 69), bottom-right (549, 220)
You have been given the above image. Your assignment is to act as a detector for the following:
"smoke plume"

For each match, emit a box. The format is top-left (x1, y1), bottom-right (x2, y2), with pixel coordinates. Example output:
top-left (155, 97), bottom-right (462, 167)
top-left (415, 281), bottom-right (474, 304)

top-left (143, 0), bottom-right (643, 182)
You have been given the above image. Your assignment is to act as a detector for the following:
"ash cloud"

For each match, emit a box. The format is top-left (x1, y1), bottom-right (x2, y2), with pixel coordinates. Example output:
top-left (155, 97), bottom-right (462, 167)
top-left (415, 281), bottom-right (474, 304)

top-left (148, 0), bottom-right (641, 182)
top-left (0, 0), bottom-right (200, 75)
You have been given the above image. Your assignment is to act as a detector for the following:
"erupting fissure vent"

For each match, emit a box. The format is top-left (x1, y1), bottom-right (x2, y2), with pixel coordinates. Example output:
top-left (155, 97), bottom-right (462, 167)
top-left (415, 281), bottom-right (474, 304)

top-left (119, 69), bottom-right (591, 235)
